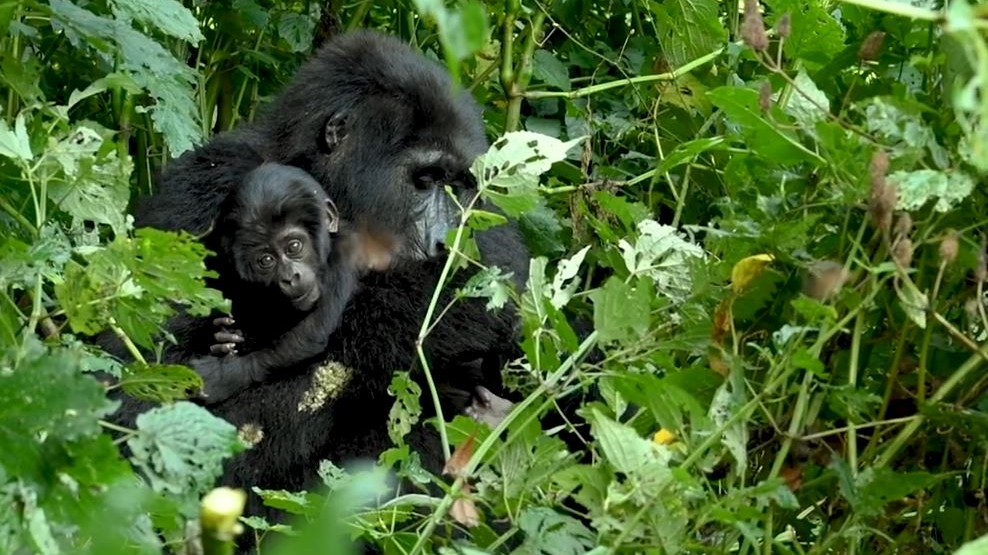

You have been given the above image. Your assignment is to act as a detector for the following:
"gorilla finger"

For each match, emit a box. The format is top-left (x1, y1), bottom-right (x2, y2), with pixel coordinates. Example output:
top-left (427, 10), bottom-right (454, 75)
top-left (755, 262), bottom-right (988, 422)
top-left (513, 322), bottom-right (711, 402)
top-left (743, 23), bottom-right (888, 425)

top-left (213, 316), bottom-right (236, 328)
top-left (214, 331), bottom-right (244, 344)
top-left (209, 343), bottom-right (238, 356)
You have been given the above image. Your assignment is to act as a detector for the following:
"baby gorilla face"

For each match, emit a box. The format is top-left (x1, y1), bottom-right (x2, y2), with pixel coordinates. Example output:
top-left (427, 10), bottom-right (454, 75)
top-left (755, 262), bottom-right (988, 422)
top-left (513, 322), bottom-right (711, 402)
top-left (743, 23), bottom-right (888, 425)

top-left (242, 224), bottom-right (322, 312)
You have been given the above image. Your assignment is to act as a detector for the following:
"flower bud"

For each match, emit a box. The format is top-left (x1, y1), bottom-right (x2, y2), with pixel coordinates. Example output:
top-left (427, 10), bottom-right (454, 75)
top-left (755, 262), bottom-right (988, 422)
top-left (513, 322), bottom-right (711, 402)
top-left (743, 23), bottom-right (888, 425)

top-left (859, 31), bottom-right (886, 62)
top-left (777, 13), bottom-right (791, 39)
top-left (893, 237), bottom-right (913, 268)
top-left (759, 81), bottom-right (773, 112)
top-left (742, 0), bottom-right (768, 52)
top-left (939, 231), bottom-right (959, 265)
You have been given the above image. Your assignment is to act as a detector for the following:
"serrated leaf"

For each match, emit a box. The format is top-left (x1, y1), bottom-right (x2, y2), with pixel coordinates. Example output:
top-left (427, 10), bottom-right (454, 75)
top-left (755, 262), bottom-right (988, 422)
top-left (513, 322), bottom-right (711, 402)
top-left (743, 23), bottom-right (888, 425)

top-left (253, 488), bottom-right (321, 517)
top-left (790, 295), bottom-right (838, 324)
top-left (618, 220), bottom-right (704, 303)
top-left (461, 266), bottom-right (513, 310)
top-left (0, 112), bottom-right (33, 162)
top-left (533, 50), bottom-right (570, 91)
top-left (586, 408), bottom-right (670, 474)
top-left (109, 0), bottom-right (204, 44)
top-left (0, 345), bottom-right (116, 477)
top-left (233, 0), bottom-right (269, 27)
top-left (513, 507), bottom-right (595, 555)
top-left (766, 0), bottom-right (845, 70)
top-left (708, 87), bottom-right (821, 163)
top-left (892, 169), bottom-right (975, 213)
top-left (387, 372), bottom-right (422, 444)
top-left (127, 402), bottom-right (244, 497)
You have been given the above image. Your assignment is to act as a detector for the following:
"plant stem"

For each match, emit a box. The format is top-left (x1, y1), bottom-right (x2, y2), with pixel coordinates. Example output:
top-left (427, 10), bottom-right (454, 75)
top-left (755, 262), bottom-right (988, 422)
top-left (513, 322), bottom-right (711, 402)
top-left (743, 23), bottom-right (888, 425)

top-left (524, 48), bottom-right (722, 99)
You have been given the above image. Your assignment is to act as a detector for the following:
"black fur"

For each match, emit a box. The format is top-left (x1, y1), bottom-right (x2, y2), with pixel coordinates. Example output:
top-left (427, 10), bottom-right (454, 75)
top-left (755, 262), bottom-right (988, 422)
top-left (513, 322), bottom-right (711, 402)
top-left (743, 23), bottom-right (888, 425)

top-left (116, 29), bottom-right (530, 532)
top-left (189, 163), bottom-right (361, 405)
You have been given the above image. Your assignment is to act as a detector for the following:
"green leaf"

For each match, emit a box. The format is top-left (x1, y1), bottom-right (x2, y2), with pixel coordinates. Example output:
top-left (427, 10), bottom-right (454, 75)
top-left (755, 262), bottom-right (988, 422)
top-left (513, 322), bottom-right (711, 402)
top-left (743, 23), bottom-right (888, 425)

top-left (232, 0), bottom-right (269, 28)
top-left (109, 0), bottom-right (204, 44)
top-left (790, 294), bottom-right (838, 325)
top-left (127, 402), bottom-right (245, 498)
top-left (253, 488), bottom-right (321, 517)
top-left (119, 363), bottom-right (202, 403)
top-left (0, 344), bottom-right (115, 477)
top-left (533, 50), bottom-right (570, 91)
top-left (892, 169), bottom-right (975, 213)
top-left (618, 220), bottom-right (704, 303)
top-left (0, 112), bottom-right (33, 161)
top-left (954, 533), bottom-right (988, 555)
top-left (460, 266), bottom-right (513, 310)
top-left (651, 0), bottom-right (726, 68)
top-left (550, 245), bottom-right (590, 310)
top-left (655, 137), bottom-right (725, 175)
top-left (896, 280), bottom-right (929, 329)
top-left (708, 87), bottom-right (821, 164)
top-left (387, 372), bottom-right (422, 444)
top-left (518, 202), bottom-right (566, 257)
top-left (586, 408), bottom-right (670, 474)
top-left (512, 507), bottom-right (595, 555)
top-left (832, 461), bottom-right (942, 518)
top-left (786, 70), bottom-right (830, 130)
top-left (766, 0), bottom-right (845, 70)
top-left (276, 12), bottom-right (316, 53)
top-left (473, 131), bottom-right (584, 218)
top-left (589, 276), bottom-right (651, 344)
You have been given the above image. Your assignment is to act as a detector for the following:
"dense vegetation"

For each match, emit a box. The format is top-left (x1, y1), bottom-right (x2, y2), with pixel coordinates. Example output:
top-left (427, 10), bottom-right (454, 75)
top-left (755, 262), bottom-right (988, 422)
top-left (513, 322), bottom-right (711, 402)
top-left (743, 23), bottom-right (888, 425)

top-left (3, 0), bottom-right (988, 553)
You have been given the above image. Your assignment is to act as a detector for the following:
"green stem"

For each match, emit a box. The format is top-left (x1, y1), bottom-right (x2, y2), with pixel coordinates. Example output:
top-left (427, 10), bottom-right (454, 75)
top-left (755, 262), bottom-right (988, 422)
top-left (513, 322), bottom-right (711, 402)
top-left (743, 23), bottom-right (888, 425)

top-left (523, 48), bottom-right (722, 99)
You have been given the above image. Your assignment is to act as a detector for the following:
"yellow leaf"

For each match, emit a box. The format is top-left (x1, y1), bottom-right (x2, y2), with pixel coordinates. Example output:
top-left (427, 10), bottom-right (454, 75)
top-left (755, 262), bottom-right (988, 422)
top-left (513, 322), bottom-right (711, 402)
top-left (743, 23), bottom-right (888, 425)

top-left (653, 428), bottom-right (677, 445)
top-left (731, 253), bottom-right (774, 293)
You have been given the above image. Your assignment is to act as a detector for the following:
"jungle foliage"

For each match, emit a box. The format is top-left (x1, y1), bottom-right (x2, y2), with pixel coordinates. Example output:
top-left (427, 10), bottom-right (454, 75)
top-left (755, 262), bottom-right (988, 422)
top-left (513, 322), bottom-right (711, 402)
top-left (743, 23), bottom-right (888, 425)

top-left (3, 0), bottom-right (988, 553)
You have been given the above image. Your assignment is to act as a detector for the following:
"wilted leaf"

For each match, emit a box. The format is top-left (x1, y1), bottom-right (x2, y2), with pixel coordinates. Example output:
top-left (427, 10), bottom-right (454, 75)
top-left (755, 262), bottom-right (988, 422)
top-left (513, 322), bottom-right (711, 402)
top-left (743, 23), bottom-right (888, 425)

top-left (731, 253), bottom-right (774, 293)
top-left (551, 245), bottom-right (590, 310)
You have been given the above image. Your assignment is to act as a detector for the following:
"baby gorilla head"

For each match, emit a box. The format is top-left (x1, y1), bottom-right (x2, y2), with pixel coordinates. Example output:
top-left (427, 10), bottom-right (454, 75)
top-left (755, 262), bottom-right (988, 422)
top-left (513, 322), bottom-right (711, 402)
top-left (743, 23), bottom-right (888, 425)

top-left (220, 163), bottom-right (338, 313)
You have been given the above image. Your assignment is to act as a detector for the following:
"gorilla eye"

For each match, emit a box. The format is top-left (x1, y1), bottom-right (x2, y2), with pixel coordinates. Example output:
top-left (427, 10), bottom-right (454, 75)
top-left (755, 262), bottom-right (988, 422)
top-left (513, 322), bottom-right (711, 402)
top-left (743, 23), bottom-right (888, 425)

top-left (257, 254), bottom-right (276, 269)
top-left (413, 167), bottom-right (447, 190)
top-left (286, 239), bottom-right (303, 256)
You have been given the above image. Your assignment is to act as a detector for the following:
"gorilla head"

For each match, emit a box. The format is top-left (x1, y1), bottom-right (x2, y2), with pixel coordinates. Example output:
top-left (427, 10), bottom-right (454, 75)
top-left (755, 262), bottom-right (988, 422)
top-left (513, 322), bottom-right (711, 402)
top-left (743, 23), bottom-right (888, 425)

top-left (259, 30), bottom-right (488, 261)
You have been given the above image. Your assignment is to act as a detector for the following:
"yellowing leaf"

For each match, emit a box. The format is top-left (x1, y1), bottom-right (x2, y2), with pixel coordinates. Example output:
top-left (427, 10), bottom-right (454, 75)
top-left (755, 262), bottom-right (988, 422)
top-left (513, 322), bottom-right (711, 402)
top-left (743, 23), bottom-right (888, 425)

top-left (653, 429), bottom-right (677, 445)
top-left (731, 253), bottom-right (774, 293)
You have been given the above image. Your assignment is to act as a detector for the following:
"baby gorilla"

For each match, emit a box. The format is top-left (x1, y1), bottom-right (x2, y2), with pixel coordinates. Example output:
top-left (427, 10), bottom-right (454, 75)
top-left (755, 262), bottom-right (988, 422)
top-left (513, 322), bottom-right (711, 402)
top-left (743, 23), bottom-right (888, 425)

top-left (190, 162), bottom-right (386, 405)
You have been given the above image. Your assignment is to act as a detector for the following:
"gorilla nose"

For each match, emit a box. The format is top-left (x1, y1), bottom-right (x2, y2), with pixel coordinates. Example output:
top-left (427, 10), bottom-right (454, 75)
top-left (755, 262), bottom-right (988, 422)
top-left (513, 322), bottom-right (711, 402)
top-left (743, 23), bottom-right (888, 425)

top-left (281, 271), bottom-right (300, 289)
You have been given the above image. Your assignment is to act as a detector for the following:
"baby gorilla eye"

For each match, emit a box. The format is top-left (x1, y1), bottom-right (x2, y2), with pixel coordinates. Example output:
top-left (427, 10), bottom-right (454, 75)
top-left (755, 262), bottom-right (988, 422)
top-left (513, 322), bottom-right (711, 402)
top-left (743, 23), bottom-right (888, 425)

top-left (285, 239), bottom-right (303, 256)
top-left (257, 253), bottom-right (276, 269)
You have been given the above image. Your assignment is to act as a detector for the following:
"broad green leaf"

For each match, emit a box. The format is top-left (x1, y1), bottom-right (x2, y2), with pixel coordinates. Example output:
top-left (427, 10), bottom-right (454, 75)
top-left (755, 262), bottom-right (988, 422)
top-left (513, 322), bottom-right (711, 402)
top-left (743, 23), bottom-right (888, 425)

top-left (512, 507), bottom-right (595, 555)
top-left (0, 112), bottom-right (33, 162)
top-left (533, 50), bottom-right (570, 91)
top-left (790, 295), bottom-right (838, 325)
top-left (119, 363), bottom-right (203, 403)
top-left (109, 0), bottom-right (204, 44)
top-left (0, 344), bottom-right (115, 477)
top-left (232, 0), bottom-right (269, 28)
top-left (863, 98), bottom-right (950, 168)
top-left (276, 12), bottom-right (316, 53)
top-left (651, 0), bottom-right (726, 67)
top-left (518, 202), bottom-right (566, 257)
top-left (127, 402), bottom-right (245, 498)
top-left (786, 70), bottom-right (829, 130)
top-left (589, 276), bottom-right (651, 344)
top-left (832, 461), bottom-right (942, 518)
top-left (892, 169), bottom-right (975, 213)
top-left (586, 408), bottom-right (670, 474)
top-left (708, 87), bottom-right (821, 164)
top-left (253, 488), bottom-right (322, 517)
top-left (473, 131), bottom-right (584, 217)
top-left (954, 533), bottom-right (988, 555)
top-left (766, 0), bottom-right (845, 70)
top-left (896, 280), bottom-right (928, 329)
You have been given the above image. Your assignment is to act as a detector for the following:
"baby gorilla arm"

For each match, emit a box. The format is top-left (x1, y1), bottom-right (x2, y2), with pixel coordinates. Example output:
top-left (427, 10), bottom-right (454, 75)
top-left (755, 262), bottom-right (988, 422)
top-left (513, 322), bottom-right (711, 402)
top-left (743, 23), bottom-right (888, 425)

top-left (191, 255), bottom-right (359, 405)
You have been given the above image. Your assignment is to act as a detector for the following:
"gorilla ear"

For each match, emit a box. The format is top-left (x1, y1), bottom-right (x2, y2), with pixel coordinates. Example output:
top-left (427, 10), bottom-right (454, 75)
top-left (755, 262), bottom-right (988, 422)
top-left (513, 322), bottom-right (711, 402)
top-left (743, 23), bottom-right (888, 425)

top-left (323, 197), bottom-right (340, 234)
top-left (323, 113), bottom-right (348, 153)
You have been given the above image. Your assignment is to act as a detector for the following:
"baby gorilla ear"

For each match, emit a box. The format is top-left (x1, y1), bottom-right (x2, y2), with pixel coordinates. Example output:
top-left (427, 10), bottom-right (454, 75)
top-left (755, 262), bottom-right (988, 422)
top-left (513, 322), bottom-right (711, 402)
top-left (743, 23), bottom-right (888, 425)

top-left (323, 112), bottom-right (347, 153)
top-left (323, 196), bottom-right (340, 234)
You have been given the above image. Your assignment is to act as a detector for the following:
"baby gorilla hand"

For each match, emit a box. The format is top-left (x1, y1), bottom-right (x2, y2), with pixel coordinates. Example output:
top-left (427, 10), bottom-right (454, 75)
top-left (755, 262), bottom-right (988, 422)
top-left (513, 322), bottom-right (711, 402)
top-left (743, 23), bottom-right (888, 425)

top-left (210, 316), bottom-right (245, 356)
top-left (189, 355), bottom-right (253, 406)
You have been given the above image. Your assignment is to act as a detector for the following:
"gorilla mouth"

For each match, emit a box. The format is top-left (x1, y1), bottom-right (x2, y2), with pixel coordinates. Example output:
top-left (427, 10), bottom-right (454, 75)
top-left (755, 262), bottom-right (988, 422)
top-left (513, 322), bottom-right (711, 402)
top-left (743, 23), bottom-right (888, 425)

top-left (291, 287), bottom-right (320, 311)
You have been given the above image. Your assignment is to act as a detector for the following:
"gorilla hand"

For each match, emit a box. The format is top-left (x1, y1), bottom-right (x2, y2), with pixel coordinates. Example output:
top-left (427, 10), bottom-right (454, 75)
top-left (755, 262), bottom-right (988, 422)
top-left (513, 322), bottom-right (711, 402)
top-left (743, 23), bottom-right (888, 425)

top-left (209, 316), bottom-right (244, 356)
top-left (464, 385), bottom-right (514, 428)
top-left (190, 356), bottom-right (254, 406)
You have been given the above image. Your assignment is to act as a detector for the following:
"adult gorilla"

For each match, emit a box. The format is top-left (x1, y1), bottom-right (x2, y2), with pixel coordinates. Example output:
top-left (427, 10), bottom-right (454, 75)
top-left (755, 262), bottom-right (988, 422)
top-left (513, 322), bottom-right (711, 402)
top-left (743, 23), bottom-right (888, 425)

top-left (124, 30), bottom-right (528, 518)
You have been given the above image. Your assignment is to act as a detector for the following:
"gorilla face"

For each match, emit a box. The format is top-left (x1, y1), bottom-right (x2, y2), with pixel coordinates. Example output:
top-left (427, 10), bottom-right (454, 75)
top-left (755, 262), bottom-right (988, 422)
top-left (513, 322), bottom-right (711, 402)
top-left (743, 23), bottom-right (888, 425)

top-left (261, 30), bottom-right (489, 263)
